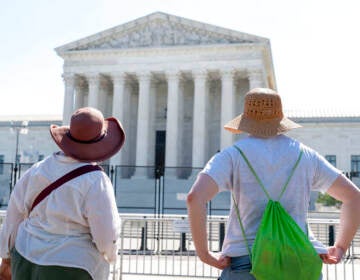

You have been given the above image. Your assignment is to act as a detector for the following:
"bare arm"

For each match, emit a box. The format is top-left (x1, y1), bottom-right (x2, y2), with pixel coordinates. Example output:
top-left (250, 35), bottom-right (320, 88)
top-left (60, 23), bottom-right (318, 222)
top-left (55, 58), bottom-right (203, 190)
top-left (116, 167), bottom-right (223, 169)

top-left (186, 173), bottom-right (230, 269)
top-left (321, 174), bottom-right (360, 264)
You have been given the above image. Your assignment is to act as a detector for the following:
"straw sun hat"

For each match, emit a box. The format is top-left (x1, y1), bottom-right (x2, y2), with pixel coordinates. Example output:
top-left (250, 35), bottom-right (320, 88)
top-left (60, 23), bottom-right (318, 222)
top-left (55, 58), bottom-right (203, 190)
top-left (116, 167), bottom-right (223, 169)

top-left (224, 88), bottom-right (301, 138)
top-left (50, 107), bottom-right (125, 162)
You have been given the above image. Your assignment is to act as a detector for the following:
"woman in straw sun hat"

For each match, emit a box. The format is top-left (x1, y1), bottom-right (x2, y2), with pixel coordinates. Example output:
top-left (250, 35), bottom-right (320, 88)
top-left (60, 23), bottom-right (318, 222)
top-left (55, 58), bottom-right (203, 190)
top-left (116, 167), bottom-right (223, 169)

top-left (0, 107), bottom-right (125, 280)
top-left (187, 88), bottom-right (360, 279)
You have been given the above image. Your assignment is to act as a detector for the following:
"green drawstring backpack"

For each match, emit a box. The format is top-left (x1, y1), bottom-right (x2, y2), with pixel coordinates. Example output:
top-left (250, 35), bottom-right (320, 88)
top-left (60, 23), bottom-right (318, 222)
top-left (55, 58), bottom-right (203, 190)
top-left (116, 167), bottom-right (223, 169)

top-left (232, 146), bottom-right (323, 280)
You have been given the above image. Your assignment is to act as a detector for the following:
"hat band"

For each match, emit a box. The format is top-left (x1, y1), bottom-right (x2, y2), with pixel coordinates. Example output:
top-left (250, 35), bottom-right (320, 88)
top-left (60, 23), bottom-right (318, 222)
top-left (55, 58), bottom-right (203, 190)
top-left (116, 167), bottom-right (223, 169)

top-left (66, 131), bottom-right (107, 144)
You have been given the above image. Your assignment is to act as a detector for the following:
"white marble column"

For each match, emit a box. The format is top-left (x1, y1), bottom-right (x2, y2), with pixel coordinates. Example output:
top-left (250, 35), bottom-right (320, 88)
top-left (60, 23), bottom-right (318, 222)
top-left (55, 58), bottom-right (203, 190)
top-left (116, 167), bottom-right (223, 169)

top-left (87, 73), bottom-right (100, 108)
top-left (165, 71), bottom-right (180, 172)
top-left (98, 78), bottom-right (110, 114)
top-left (74, 79), bottom-right (86, 110)
top-left (192, 70), bottom-right (208, 168)
top-left (220, 70), bottom-right (235, 150)
top-left (135, 72), bottom-right (151, 176)
top-left (110, 72), bottom-right (126, 166)
top-left (248, 69), bottom-right (265, 89)
top-left (62, 73), bottom-right (75, 125)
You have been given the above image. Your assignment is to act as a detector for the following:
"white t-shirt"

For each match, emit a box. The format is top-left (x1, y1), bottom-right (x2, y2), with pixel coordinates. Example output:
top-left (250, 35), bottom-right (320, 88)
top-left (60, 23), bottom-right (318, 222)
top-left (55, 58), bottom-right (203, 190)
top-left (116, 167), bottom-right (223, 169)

top-left (201, 135), bottom-right (341, 257)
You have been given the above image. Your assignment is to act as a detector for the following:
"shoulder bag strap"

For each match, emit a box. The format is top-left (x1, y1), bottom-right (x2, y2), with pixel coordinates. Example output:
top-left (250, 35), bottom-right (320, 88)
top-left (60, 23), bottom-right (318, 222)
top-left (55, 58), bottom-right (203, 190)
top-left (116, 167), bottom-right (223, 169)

top-left (30, 164), bottom-right (103, 213)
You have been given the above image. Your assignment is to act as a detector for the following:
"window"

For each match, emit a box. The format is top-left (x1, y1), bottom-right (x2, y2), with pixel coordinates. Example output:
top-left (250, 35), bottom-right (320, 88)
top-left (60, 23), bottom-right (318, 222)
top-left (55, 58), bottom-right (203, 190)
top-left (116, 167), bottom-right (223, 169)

top-left (0, 155), bottom-right (3, 174)
top-left (38, 154), bottom-right (44, 161)
top-left (351, 155), bottom-right (360, 177)
top-left (325, 155), bottom-right (336, 167)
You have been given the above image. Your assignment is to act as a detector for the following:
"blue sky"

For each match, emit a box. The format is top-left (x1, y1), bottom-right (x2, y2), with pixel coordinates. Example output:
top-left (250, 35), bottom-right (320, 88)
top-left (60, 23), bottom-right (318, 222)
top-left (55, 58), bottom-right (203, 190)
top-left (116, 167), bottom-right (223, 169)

top-left (1, 0), bottom-right (359, 116)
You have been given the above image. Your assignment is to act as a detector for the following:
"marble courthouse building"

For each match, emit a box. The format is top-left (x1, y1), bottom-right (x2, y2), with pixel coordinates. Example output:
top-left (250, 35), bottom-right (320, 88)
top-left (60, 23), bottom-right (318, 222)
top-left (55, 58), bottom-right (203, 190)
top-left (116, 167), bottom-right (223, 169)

top-left (55, 12), bottom-right (276, 175)
top-left (0, 12), bottom-right (359, 212)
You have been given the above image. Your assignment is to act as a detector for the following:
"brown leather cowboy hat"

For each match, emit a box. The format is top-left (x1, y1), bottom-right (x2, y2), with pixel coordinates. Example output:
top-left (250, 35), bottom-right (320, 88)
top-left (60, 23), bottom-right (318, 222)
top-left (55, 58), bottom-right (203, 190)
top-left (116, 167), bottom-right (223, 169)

top-left (224, 88), bottom-right (301, 138)
top-left (50, 107), bottom-right (125, 162)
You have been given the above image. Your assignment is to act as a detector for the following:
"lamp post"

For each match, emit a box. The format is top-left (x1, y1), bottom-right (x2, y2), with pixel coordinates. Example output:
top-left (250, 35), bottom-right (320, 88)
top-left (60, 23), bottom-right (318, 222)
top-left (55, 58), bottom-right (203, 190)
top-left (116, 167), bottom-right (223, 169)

top-left (10, 120), bottom-right (28, 190)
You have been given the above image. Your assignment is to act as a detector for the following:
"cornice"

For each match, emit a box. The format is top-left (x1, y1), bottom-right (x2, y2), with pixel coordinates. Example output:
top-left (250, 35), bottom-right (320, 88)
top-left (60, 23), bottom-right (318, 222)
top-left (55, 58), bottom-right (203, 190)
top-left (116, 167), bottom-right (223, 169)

top-left (59, 43), bottom-right (266, 60)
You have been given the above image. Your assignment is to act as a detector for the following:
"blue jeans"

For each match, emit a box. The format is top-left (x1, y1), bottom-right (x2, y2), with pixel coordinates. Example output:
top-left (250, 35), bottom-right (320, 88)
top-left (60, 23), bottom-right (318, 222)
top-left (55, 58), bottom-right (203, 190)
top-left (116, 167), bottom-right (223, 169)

top-left (218, 256), bottom-right (255, 280)
top-left (218, 255), bottom-right (323, 280)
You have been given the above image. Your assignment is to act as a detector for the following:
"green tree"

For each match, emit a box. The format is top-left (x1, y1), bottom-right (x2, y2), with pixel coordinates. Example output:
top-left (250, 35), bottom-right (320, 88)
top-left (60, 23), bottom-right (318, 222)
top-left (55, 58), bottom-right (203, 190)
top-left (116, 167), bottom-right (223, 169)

top-left (316, 193), bottom-right (342, 208)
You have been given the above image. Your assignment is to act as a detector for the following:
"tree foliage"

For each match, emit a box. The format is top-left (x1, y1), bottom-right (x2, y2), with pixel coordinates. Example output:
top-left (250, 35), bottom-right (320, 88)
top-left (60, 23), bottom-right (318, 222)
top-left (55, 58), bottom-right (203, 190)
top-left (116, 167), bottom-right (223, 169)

top-left (316, 193), bottom-right (342, 208)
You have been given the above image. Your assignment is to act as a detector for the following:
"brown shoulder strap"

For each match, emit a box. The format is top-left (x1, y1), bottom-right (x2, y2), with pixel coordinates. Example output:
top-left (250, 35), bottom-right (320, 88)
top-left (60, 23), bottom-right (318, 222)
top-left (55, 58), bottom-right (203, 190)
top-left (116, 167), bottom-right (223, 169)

top-left (30, 165), bottom-right (103, 213)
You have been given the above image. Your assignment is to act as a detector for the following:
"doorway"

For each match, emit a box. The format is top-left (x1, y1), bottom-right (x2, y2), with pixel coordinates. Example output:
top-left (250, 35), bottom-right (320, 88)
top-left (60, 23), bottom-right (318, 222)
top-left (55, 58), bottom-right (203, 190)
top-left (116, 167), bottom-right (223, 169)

top-left (155, 130), bottom-right (166, 178)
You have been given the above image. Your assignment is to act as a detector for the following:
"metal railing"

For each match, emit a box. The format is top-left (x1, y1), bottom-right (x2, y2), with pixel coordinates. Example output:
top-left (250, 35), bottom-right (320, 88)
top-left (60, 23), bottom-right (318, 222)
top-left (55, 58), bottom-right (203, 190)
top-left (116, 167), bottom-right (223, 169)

top-left (0, 211), bottom-right (358, 279)
top-left (113, 215), bottom-right (359, 280)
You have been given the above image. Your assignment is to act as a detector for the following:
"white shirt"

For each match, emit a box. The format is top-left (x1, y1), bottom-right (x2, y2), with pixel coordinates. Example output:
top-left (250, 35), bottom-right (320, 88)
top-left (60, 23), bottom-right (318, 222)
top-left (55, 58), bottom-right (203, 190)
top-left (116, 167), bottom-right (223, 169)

top-left (201, 135), bottom-right (341, 257)
top-left (0, 152), bottom-right (120, 280)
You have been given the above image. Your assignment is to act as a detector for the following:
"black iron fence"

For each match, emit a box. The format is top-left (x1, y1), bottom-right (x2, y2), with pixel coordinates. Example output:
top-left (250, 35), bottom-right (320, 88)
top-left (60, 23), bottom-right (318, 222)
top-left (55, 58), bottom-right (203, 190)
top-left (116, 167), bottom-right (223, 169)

top-left (0, 163), bottom-right (205, 214)
top-left (0, 163), bottom-right (359, 216)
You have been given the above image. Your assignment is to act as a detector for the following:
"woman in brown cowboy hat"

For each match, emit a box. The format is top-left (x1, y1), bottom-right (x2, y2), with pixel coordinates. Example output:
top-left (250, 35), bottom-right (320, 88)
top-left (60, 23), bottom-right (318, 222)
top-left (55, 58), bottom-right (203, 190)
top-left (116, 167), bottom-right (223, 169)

top-left (187, 88), bottom-right (360, 279)
top-left (0, 107), bottom-right (125, 280)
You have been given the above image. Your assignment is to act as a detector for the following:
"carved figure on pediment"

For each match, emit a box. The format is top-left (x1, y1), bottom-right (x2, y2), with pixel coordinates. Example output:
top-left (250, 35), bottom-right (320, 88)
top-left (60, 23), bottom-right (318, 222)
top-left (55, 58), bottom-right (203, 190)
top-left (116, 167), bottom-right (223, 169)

top-left (141, 30), bottom-right (152, 46)
top-left (73, 20), bottom-right (253, 51)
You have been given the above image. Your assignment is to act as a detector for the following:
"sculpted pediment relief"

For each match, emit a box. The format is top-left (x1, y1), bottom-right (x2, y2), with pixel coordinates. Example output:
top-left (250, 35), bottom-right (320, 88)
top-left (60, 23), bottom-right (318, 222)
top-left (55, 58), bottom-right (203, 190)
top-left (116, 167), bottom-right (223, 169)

top-left (57, 12), bottom-right (266, 53)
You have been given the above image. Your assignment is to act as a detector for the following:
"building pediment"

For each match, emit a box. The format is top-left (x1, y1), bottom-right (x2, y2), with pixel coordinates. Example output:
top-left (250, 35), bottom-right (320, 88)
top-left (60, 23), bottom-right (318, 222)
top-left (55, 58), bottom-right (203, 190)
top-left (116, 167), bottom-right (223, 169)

top-left (56, 12), bottom-right (268, 54)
